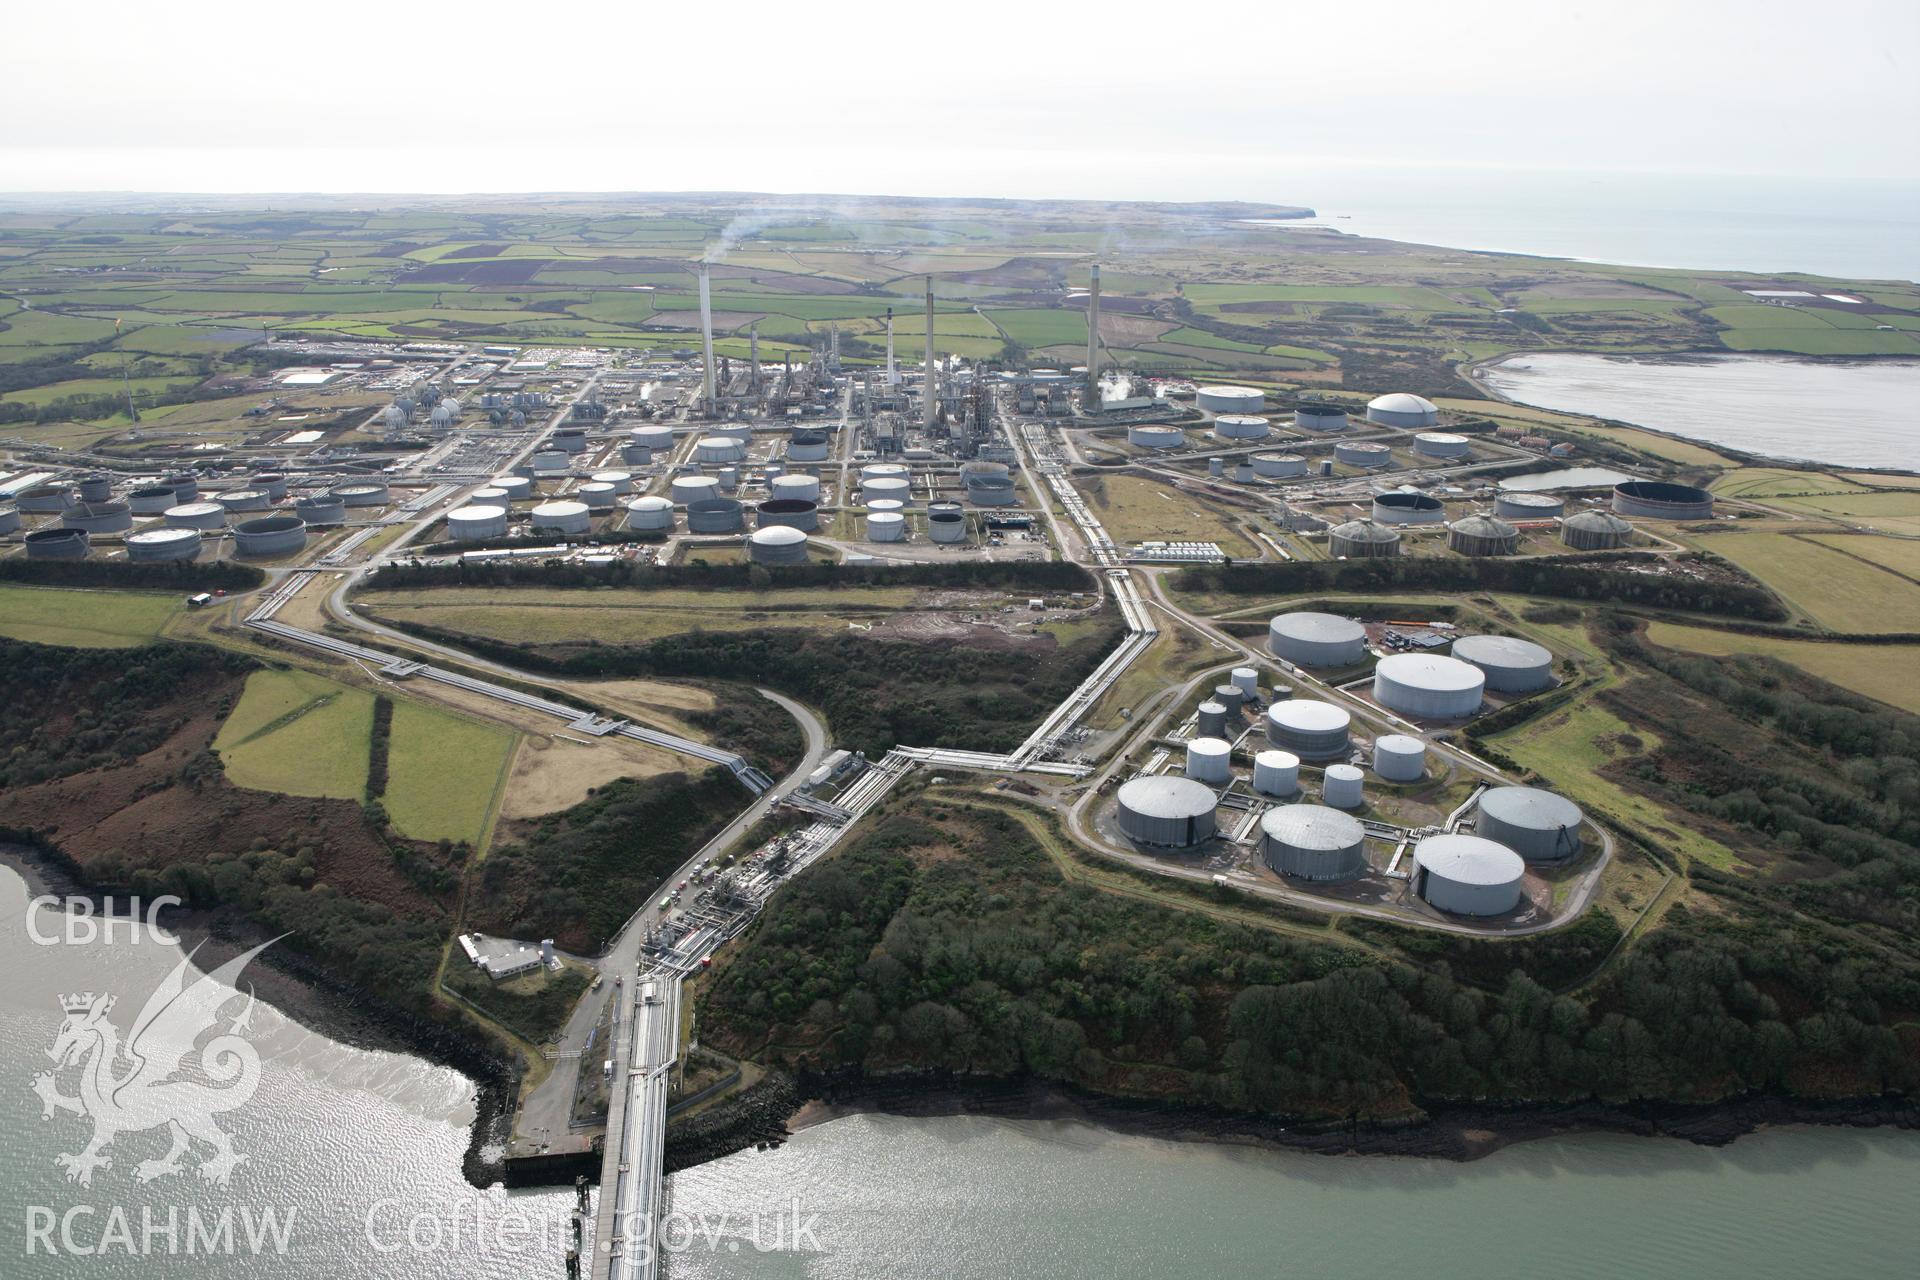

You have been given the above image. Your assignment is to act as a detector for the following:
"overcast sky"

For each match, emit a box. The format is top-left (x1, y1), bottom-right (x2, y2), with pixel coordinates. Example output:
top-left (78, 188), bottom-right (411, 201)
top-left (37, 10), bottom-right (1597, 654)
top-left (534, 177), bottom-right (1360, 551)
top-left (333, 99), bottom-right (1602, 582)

top-left (2, 0), bottom-right (1914, 198)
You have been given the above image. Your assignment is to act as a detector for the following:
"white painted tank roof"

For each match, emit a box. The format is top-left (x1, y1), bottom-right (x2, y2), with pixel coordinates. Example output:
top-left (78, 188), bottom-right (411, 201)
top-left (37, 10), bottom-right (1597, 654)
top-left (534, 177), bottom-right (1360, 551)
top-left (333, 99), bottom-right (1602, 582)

top-left (750, 525), bottom-right (808, 546)
top-left (1369, 392), bottom-right (1439, 414)
top-left (1452, 634), bottom-right (1551, 669)
top-left (1261, 803), bottom-right (1364, 850)
top-left (1267, 700), bottom-right (1352, 732)
top-left (1118, 775), bottom-right (1218, 820)
top-left (1270, 612), bottom-right (1366, 643)
top-left (1415, 834), bottom-right (1524, 885)
top-left (1375, 653), bottom-right (1486, 693)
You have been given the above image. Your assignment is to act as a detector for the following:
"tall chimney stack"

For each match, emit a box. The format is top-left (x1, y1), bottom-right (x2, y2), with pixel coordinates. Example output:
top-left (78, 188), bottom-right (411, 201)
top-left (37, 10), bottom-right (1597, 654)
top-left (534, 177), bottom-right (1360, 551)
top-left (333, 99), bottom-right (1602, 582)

top-left (1085, 262), bottom-right (1102, 413)
top-left (923, 277), bottom-right (937, 429)
top-left (698, 263), bottom-right (718, 412)
top-left (885, 307), bottom-right (897, 385)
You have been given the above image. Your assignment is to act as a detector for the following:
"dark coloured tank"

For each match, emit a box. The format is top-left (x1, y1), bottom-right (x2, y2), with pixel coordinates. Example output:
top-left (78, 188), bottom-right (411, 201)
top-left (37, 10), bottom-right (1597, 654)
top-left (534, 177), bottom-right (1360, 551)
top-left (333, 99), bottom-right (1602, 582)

top-left (1612, 480), bottom-right (1713, 520)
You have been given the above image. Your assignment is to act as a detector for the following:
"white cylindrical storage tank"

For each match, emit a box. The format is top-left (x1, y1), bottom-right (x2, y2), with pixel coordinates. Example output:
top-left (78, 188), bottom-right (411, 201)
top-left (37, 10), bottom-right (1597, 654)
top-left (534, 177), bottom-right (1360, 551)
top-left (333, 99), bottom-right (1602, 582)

top-left (1335, 441), bottom-right (1393, 469)
top-left (1373, 734), bottom-right (1427, 783)
top-left (165, 501), bottom-right (227, 530)
top-left (1294, 402), bottom-right (1348, 432)
top-left (1328, 519), bottom-right (1402, 559)
top-left (127, 486), bottom-right (175, 515)
top-left (1451, 634), bottom-right (1554, 693)
top-left (671, 475), bottom-right (720, 505)
top-left (214, 488), bottom-right (270, 514)
top-left (927, 505), bottom-right (967, 544)
top-left (866, 499), bottom-right (904, 515)
top-left (1251, 453), bottom-right (1308, 478)
top-left (1476, 786), bottom-right (1584, 862)
top-left (334, 482), bottom-right (388, 507)
top-left (624, 496), bottom-right (675, 531)
top-left (576, 481), bottom-right (619, 510)
top-left (253, 473), bottom-right (289, 501)
top-left (447, 504), bottom-right (510, 540)
top-left (591, 470), bottom-right (634, 495)
top-left (24, 527), bottom-right (89, 559)
top-left (1195, 701), bottom-right (1228, 740)
top-left (622, 444), bottom-right (655, 466)
top-left (1213, 414), bottom-right (1270, 441)
top-left (1373, 653), bottom-right (1485, 719)
top-left (1115, 776), bottom-right (1218, 849)
top-left (470, 486), bottom-right (509, 504)
top-left (770, 473), bottom-right (821, 504)
top-left (163, 473), bottom-right (199, 503)
top-left (711, 422), bottom-right (753, 443)
top-left (1561, 510), bottom-right (1634, 551)
top-left (530, 449), bottom-right (570, 474)
top-left (62, 501), bottom-right (133, 534)
top-left (551, 428), bottom-right (589, 454)
top-left (862, 476), bottom-right (912, 506)
top-left (1265, 700), bottom-right (1351, 760)
top-left (756, 499), bottom-right (819, 532)
top-left (787, 431), bottom-right (830, 462)
top-left (749, 525), bottom-right (809, 566)
top-left (126, 527), bottom-right (202, 562)
top-left (718, 467), bottom-right (740, 492)
top-left (1127, 424), bottom-right (1184, 449)
top-left (0, 507), bottom-right (19, 535)
top-left (530, 500), bottom-right (591, 535)
top-left (1372, 492), bottom-right (1446, 525)
top-left (866, 511), bottom-right (906, 542)
top-left (1367, 392), bottom-right (1440, 428)
top-left (860, 463), bottom-right (909, 484)
top-left (695, 436), bottom-right (746, 464)
top-left (1252, 750), bottom-right (1301, 798)
top-left (491, 475), bottom-right (534, 500)
top-left (1231, 667), bottom-right (1260, 701)
top-left (685, 497), bottom-right (745, 534)
top-left (1268, 612), bottom-right (1367, 668)
top-left (1495, 491), bottom-right (1566, 520)
top-left (764, 461), bottom-right (786, 481)
top-left (1322, 764), bottom-right (1365, 809)
top-left (1196, 385), bottom-right (1264, 414)
top-left (1415, 835), bottom-right (1525, 916)
top-left (628, 425), bottom-right (674, 452)
top-left (76, 473), bottom-right (112, 503)
top-left (1232, 463), bottom-right (1255, 483)
top-left (1208, 458), bottom-right (1225, 477)
top-left (232, 514), bottom-right (307, 557)
top-left (295, 494), bottom-right (347, 526)
top-left (1413, 432), bottom-right (1470, 459)
top-left (1261, 804), bottom-right (1366, 881)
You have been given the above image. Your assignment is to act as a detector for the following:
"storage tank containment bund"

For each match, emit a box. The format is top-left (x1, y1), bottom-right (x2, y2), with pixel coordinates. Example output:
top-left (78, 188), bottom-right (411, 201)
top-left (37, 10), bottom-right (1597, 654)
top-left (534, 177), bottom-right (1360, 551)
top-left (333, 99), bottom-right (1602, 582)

top-left (232, 514), bottom-right (307, 557)
top-left (1476, 786), bottom-right (1584, 861)
top-left (1451, 634), bottom-right (1554, 693)
top-left (1252, 750), bottom-right (1301, 797)
top-left (1261, 804), bottom-right (1366, 881)
top-left (1268, 612), bottom-right (1367, 667)
top-left (1372, 734), bottom-right (1427, 782)
top-left (1265, 700), bottom-right (1352, 759)
top-left (530, 500), bottom-right (590, 535)
top-left (126, 527), bottom-right (202, 562)
top-left (1415, 835), bottom-right (1525, 916)
top-left (1115, 776), bottom-right (1218, 849)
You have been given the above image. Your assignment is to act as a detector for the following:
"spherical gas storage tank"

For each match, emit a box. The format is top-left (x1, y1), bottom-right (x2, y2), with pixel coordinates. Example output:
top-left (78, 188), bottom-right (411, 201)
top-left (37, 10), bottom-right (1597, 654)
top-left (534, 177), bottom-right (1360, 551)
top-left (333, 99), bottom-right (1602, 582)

top-left (865, 511), bottom-right (906, 542)
top-left (1372, 491), bottom-right (1445, 525)
top-left (0, 507), bottom-right (19, 535)
top-left (624, 496), bottom-right (675, 532)
top-left (1612, 479), bottom-right (1713, 520)
top-left (1476, 786), bottom-right (1583, 862)
top-left (1373, 734), bottom-right (1427, 782)
top-left (628, 425), bottom-right (675, 452)
top-left (25, 527), bottom-right (89, 559)
top-left (1495, 491), bottom-right (1565, 520)
top-left (1265, 699), bottom-right (1352, 759)
top-left (1452, 634), bottom-right (1554, 693)
top-left (685, 496), bottom-right (745, 534)
top-left (126, 527), bottom-right (202, 562)
top-left (1231, 667), bottom-right (1260, 700)
top-left (76, 473), bottom-right (112, 503)
top-left (1196, 385), bottom-right (1265, 414)
top-left (591, 470), bottom-right (634, 496)
top-left (1373, 653), bottom-right (1485, 719)
top-left (1328, 519), bottom-right (1402, 559)
top-left (334, 481), bottom-right (389, 508)
top-left (1268, 611), bottom-right (1368, 667)
top-left (1413, 432), bottom-right (1470, 459)
top-left (232, 514), bottom-right (307, 558)
top-left (695, 436), bottom-right (746, 464)
top-left (1251, 453), bottom-right (1309, 478)
top-left (1561, 509), bottom-right (1634, 550)
top-left (1366, 392), bottom-right (1440, 428)
top-left (1184, 736), bottom-right (1233, 784)
top-left (254, 473), bottom-right (289, 501)
top-left (61, 501), bottom-right (132, 534)
top-left (447, 505), bottom-right (510, 540)
top-left (1335, 441), bottom-right (1393, 469)
top-left (163, 473), bottom-right (199, 503)
top-left (18, 484), bottom-right (74, 514)
top-left (1195, 701), bottom-right (1228, 740)
top-left (551, 427), bottom-right (589, 454)
top-left (770, 473), bottom-right (821, 504)
top-left (861, 476), bottom-right (912, 506)
top-left (1252, 749), bottom-right (1301, 797)
top-left (756, 499), bottom-right (819, 532)
top-left (127, 485), bottom-right (175, 515)
top-left (1321, 764), bottom-right (1365, 809)
top-left (1294, 401), bottom-right (1348, 432)
top-left (1213, 414), bottom-right (1270, 441)
top-left (787, 430), bottom-right (830, 462)
top-left (927, 503), bottom-right (967, 544)
top-left (1448, 514), bottom-right (1521, 557)
top-left (491, 475), bottom-right (534, 500)
top-left (1415, 834), bottom-right (1525, 916)
top-left (165, 501), bottom-right (227, 531)
top-left (1116, 775), bottom-right (1219, 849)
top-left (215, 488), bottom-right (270, 514)
top-left (295, 493), bottom-right (348, 526)
top-left (671, 475), bottom-right (720, 506)
top-left (749, 525), bottom-right (810, 566)
top-left (530, 500), bottom-right (591, 535)
top-left (1261, 804), bottom-right (1366, 881)
top-left (1127, 424), bottom-right (1185, 449)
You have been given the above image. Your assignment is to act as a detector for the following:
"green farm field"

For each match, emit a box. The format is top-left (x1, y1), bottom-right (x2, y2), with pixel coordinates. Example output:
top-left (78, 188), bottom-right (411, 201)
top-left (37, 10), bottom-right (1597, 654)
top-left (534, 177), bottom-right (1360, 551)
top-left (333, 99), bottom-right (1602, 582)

top-left (214, 668), bottom-right (374, 800)
top-left (1643, 622), bottom-right (1920, 715)
top-left (382, 698), bottom-right (516, 846)
top-left (0, 585), bottom-right (181, 647)
top-left (1687, 530), bottom-right (1920, 632)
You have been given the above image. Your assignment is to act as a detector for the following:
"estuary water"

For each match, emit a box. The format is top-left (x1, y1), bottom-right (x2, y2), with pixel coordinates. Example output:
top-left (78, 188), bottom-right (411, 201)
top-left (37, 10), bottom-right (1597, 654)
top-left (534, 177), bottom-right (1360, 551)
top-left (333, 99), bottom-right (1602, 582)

top-left (1475, 353), bottom-right (1920, 469)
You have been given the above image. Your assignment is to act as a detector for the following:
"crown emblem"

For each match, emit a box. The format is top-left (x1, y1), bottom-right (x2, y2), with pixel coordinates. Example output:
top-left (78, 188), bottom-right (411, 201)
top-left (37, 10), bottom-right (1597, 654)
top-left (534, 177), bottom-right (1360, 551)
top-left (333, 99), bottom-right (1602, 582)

top-left (59, 993), bottom-right (103, 1014)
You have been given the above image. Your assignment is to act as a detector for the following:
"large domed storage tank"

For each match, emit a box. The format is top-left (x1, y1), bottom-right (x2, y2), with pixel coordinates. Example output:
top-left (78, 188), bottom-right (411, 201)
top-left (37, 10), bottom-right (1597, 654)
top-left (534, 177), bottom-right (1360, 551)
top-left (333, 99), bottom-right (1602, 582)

top-left (756, 499), bottom-right (819, 531)
top-left (1373, 734), bottom-right (1427, 782)
top-left (1415, 834), bottom-right (1525, 916)
top-left (530, 500), bottom-right (590, 535)
top-left (1328, 519), bottom-right (1402, 559)
top-left (1448, 514), bottom-right (1521, 556)
top-left (671, 475), bottom-right (720, 505)
top-left (1294, 402), bottom-right (1348, 432)
top-left (1476, 786), bottom-right (1584, 861)
top-left (1366, 392), bottom-right (1440, 428)
top-left (1495, 491), bottom-right (1566, 520)
top-left (296, 493), bottom-right (348, 526)
top-left (787, 430), bottom-right (830, 462)
top-left (1268, 612), bottom-right (1368, 667)
top-left (1197, 385), bottom-right (1265, 414)
top-left (624, 496), bottom-right (675, 532)
top-left (1251, 453), bottom-right (1309, 478)
top-left (1252, 749), bottom-right (1301, 797)
top-left (1116, 776), bottom-right (1219, 849)
top-left (695, 436), bottom-right (746, 464)
top-left (1213, 414), bottom-right (1270, 442)
top-left (165, 501), bottom-right (227, 530)
top-left (232, 514), bottom-right (308, 557)
top-left (1561, 510), bottom-right (1634, 550)
top-left (1413, 432), bottom-right (1470, 459)
top-left (1335, 441), bottom-right (1394, 469)
top-left (685, 497), bottom-right (745, 534)
top-left (865, 511), bottom-right (906, 542)
top-left (126, 527), bottom-right (202, 562)
top-left (1261, 804), bottom-right (1367, 881)
top-left (771, 473), bottom-right (821, 504)
top-left (491, 475), bottom-right (534, 500)
top-left (1451, 634), bottom-right (1554, 693)
top-left (25, 527), bottom-right (89, 559)
top-left (1265, 700), bottom-right (1352, 759)
top-left (591, 470), bottom-right (635, 496)
top-left (1127, 424), bottom-right (1185, 449)
top-left (1372, 491), bottom-right (1445, 524)
top-left (748, 525), bottom-right (810, 566)
top-left (1613, 480), bottom-right (1713, 520)
top-left (62, 501), bottom-right (133, 534)
top-left (1322, 764), bottom-right (1365, 809)
top-left (1185, 737), bottom-right (1233, 784)
top-left (447, 505), bottom-right (510, 540)
top-left (1373, 653), bottom-right (1485, 718)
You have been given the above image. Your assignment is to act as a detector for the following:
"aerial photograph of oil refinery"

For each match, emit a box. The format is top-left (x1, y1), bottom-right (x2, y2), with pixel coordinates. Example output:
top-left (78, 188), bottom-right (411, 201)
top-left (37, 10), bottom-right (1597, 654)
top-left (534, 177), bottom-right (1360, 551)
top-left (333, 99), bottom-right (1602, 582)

top-left (0, 1), bottom-right (1916, 1277)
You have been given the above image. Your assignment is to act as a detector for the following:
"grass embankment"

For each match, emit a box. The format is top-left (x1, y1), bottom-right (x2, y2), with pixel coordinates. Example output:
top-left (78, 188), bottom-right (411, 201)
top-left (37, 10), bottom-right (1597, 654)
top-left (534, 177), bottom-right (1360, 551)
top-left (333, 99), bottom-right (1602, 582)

top-left (0, 584), bottom-right (181, 648)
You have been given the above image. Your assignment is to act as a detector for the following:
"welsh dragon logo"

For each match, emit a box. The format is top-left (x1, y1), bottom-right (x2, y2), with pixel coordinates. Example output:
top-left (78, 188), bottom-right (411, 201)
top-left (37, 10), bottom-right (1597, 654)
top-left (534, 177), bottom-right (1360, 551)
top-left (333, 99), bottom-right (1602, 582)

top-left (30, 939), bottom-right (276, 1187)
